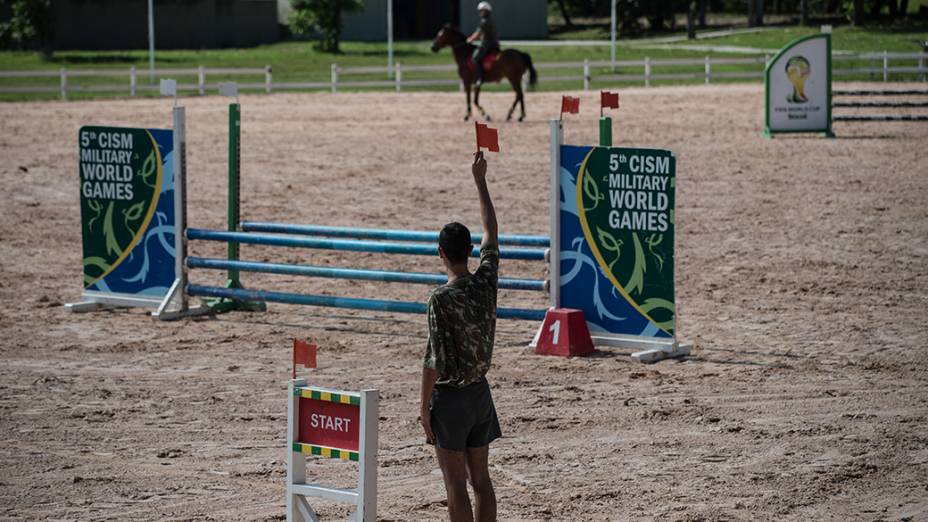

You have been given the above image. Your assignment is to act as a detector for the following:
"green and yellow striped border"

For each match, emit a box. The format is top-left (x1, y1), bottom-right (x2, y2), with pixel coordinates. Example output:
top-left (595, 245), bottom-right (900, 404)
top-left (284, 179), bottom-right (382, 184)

top-left (294, 387), bottom-right (360, 406)
top-left (293, 442), bottom-right (359, 462)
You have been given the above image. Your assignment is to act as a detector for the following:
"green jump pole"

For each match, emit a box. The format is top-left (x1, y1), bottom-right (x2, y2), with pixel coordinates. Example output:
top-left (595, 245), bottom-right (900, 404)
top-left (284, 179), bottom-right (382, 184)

top-left (599, 116), bottom-right (612, 147)
top-left (207, 102), bottom-right (265, 313)
top-left (228, 103), bottom-right (241, 285)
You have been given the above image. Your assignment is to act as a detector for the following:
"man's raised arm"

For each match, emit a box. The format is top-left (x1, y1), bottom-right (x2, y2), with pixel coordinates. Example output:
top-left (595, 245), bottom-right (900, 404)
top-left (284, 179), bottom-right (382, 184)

top-left (472, 151), bottom-right (498, 249)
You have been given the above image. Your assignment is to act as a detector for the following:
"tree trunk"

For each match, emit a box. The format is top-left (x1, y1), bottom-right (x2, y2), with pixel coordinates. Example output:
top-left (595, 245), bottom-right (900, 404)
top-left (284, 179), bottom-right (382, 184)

top-left (899, 0), bottom-right (909, 18)
top-left (698, 0), bottom-right (707, 27)
top-left (800, 0), bottom-right (809, 26)
top-left (687, 1), bottom-right (697, 39)
top-left (853, 0), bottom-right (865, 25)
top-left (748, 0), bottom-right (756, 27)
top-left (756, 0), bottom-right (764, 25)
top-left (556, 0), bottom-right (573, 28)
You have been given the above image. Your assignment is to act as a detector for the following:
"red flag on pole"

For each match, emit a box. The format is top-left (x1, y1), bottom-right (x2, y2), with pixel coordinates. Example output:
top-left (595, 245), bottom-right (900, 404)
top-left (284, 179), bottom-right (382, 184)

top-left (293, 339), bottom-right (317, 378)
top-left (601, 91), bottom-right (619, 117)
top-left (475, 122), bottom-right (499, 152)
top-left (560, 96), bottom-right (580, 119)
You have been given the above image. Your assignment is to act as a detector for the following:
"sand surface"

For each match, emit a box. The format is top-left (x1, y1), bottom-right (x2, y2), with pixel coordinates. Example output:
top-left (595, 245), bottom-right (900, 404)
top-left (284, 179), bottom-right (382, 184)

top-left (1, 84), bottom-right (927, 521)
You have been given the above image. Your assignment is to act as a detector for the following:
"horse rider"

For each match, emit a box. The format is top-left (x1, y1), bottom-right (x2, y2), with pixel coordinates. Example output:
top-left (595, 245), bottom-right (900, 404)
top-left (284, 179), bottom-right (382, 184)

top-left (467, 1), bottom-right (500, 86)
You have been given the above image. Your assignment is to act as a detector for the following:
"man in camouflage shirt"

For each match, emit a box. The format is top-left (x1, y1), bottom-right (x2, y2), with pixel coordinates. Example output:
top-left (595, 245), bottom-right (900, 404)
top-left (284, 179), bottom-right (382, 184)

top-left (420, 151), bottom-right (501, 522)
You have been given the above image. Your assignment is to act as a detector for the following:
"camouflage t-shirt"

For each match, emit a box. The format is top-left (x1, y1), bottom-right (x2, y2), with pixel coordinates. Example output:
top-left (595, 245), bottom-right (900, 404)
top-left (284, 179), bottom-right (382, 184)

top-left (423, 245), bottom-right (499, 388)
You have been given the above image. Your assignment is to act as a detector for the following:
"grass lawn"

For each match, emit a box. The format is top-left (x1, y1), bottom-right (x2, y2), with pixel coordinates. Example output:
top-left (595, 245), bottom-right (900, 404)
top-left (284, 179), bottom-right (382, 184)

top-left (0, 21), bottom-right (924, 101)
top-left (676, 22), bottom-right (927, 53)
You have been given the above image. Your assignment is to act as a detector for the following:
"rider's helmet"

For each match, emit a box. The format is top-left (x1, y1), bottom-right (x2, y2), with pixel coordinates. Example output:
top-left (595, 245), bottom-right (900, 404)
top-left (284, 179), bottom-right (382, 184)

top-left (477, 1), bottom-right (492, 12)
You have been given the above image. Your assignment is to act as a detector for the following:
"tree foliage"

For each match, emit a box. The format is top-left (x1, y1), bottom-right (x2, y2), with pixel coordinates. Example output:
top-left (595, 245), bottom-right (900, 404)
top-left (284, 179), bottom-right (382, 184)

top-left (289, 0), bottom-right (364, 53)
top-left (0, 0), bottom-right (52, 55)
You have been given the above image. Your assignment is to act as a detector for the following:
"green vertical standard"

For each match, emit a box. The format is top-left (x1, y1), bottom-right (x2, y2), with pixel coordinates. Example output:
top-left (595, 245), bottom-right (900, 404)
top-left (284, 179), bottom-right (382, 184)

top-left (228, 103), bottom-right (241, 285)
top-left (207, 103), bottom-right (266, 313)
top-left (599, 117), bottom-right (612, 147)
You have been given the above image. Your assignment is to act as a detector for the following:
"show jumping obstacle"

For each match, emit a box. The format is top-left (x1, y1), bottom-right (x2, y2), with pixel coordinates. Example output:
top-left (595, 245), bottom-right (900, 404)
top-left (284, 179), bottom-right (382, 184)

top-left (832, 89), bottom-right (928, 122)
top-left (146, 81), bottom-right (689, 362)
top-left (161, 83), bottom-right (552, 322)
top-left (763, 26), bottom-right (928, 136)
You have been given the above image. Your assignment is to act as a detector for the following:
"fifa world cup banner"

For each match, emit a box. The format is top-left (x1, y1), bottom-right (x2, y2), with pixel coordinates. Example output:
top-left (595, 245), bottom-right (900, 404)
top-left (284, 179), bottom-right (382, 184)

top-left (764, 32), bottom-right (832, 135)
top-left (558, 145), bottom-right (676, 340)
top-left (77, 126), bottom-right (176, 305)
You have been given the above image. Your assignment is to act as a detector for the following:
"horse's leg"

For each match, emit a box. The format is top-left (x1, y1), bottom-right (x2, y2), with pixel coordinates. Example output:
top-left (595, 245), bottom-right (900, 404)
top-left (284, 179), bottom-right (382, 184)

top-left (506, 74), bottom-right (522, 122)
top-left (464, 82), bottom-right (472, 121)
top-left (473, 84), bottom-right (490, 121)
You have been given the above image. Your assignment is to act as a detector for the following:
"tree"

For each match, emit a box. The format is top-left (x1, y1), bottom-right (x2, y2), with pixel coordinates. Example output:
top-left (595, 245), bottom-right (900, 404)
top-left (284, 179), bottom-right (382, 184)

top-left (687, 1), bottom-right (697, 39)
top-left (554, 0), bottom-right (574, 28)
top-left (289, 0), bottom-right (364, 53)
top-left (747, 0), bottom-right (765, 26)
top-left (852, 0), bottom-right (865, 25)
top-left (0, 0), bottom-right (52, 56)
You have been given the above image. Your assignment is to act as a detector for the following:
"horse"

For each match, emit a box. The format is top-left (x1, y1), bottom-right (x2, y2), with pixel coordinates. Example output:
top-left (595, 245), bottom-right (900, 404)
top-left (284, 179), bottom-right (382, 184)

top-left (430, 25), bottom-right (538, 122)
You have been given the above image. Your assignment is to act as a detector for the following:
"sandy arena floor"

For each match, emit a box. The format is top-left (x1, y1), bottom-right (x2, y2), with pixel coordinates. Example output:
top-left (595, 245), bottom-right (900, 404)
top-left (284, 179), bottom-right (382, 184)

top-left (1, 84), bottom-right (927, 521)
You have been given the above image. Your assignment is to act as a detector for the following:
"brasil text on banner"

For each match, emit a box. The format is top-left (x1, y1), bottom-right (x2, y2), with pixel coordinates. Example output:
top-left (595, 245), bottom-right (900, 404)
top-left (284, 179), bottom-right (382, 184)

top-left (558, 145), bottom-right (676, 339)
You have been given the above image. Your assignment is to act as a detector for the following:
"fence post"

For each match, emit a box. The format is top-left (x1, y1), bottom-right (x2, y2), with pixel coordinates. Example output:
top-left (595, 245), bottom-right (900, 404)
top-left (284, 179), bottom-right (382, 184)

top-left (198, 65), bottom-right (205, 95)
top-left (882, 50), bottom-right (888, 82)
top-left (583, 59), bottom-right (590, 91)
top-left (705, 56), bottom-right (711, 85)
top-left (60, 68), bottom-right (67, 101)
top-left (395, 62), bottom-right (402, 92)
top-left (644, 57), bottom-right (651, 88)
top-left (265, 65), bottom-right (272, 94)
top-left (331, 64), bottom-right (338, 93)
top-left (130, 66), bottom-right (137, 97)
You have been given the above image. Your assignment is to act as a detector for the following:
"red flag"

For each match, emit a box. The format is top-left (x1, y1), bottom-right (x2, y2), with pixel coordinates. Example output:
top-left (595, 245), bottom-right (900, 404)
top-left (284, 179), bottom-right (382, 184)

top-left (293, 339), bottom-right (317, 378)
top-left (560, 96), bottom-right (580, 118)
top-left (475, 122), bottom-right (499, 152)
top-left (601, 91), bottom-right (619, 111)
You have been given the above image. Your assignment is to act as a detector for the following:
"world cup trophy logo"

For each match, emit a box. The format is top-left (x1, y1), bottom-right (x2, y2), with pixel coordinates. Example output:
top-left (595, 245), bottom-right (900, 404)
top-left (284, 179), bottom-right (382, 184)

top-left (785, 56), bottom-right (811, 103)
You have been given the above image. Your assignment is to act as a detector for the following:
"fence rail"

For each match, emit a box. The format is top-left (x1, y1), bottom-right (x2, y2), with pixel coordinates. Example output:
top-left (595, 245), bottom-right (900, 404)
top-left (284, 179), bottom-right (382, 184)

top-left (1, 52), bottom-right (925, 99)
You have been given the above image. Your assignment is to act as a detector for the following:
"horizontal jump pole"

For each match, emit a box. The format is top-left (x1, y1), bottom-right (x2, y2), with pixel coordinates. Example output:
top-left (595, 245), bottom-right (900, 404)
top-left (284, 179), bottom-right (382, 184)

top-left (187, 284), bottom-right (547, 321)
top-left (187, 257), bottom-right (548, 292)
top-left (834, 90), bottom-right (928, 96)
top-left (241, 222), bottom-right (551, 247)
top-left (187, 229), bottom-right (548, 261)
top-left (834, 115), bottom-right (928, 121)
top-left (833, 101), bottom-right (928, 108)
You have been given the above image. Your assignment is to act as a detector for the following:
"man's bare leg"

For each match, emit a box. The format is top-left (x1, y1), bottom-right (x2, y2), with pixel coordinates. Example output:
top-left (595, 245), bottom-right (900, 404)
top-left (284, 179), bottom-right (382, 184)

top-left (465, 445), bottom-right (496, 522)
top-left (436, 447), bottom-right (474, 522)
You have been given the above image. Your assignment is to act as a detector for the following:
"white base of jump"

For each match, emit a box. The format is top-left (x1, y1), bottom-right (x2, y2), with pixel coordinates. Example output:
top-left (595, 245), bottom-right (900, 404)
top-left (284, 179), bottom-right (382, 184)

top-left (150, 278), bottom-right (210, 320)
top-left (65, 290), bottom-right (165, 312)
top-left (591, 334), bottom-right (692, 363)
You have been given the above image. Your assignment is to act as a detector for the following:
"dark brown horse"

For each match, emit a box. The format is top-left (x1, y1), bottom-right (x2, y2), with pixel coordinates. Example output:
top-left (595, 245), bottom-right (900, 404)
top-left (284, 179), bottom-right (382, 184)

top-left (430, 25), bottom-right (537, 122)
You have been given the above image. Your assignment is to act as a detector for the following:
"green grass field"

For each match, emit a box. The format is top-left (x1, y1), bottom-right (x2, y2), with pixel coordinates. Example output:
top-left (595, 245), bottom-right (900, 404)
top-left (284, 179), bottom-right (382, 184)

top-left (0, 21), bottom-right (924, 101)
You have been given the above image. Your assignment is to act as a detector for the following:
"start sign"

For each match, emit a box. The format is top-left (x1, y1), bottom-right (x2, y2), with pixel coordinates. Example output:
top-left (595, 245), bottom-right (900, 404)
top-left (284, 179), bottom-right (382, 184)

top-left (287, 381), bottom-right (378, 522)
top-left (296, 388), bottom-right (361, 454)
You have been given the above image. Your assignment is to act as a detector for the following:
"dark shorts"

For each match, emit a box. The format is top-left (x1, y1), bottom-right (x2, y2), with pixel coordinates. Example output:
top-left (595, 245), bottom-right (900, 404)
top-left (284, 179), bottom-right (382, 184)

top-left (429, 377), bottom-right (502, 451)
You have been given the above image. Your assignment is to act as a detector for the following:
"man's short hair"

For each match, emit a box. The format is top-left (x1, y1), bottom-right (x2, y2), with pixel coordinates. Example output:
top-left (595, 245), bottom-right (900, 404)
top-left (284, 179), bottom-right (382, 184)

top-left (439, 222), bottom-right (472, 264)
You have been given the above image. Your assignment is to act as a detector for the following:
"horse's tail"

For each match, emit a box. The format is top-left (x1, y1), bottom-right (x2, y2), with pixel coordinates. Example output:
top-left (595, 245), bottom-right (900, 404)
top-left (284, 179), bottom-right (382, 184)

top-left (520, 51), bottom-right (538, 87)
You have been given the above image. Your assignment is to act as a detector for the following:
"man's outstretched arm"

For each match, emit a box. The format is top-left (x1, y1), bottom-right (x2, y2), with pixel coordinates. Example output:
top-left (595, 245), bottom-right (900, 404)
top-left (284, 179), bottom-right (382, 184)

top-left (472, 151), bottom-right (498, 249)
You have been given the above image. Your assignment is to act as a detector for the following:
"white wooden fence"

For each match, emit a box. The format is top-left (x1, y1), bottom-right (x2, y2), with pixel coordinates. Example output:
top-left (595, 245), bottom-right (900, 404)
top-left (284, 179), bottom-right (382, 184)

top-left (1, 52), bottom-right (925, 100)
